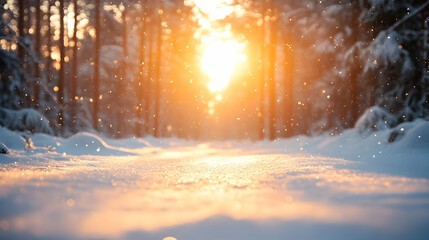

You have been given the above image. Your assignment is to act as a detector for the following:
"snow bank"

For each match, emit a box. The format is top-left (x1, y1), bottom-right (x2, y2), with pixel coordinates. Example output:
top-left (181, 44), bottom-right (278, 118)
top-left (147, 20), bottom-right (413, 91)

top-left (395, 119), bottom-right (429, 148)
top-left (0, 115), bottom-right (427, 160)
top-left (0, 126), bottom-right (27, 150)
top-left (0, 125), bottom-right (162, 157)
top-left (0, 107), bottom-right (53, 134)
top-left (354, 106), bottom-right (398, 136)
top-left (248, 118), bottom-right (428, 166)
top-left (31, 132), bottom-right (141, 156)
top-left (310, 119), bottom-right (429, 162)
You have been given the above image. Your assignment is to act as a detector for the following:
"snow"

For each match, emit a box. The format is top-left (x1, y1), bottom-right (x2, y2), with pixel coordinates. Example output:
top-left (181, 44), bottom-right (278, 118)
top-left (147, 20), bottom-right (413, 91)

top-left (0, 120), bottom-right (428, 240)
top-left (0, 126), bottom-right (27, 150)
top-left (399, 120), bottom-right (429, 148)
top-left (363, 30), bottom-right (415, 75)
top-left (0, 108), bottom-right (54, 135)
top-left (354, 106), bottom-right (398, 136)
top-left (31, 132), bottom-right (138, 156)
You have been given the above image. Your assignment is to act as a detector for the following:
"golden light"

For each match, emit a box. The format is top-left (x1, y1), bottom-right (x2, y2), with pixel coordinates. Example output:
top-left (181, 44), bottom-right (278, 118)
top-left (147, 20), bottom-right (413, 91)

top-left (189, 0), bottom-right (235, 21)
top-left (67, 4), bottom-right (75, 39)
top-left (186, 0), bottom-right (248, 92)
top-left (201, 38), bottom-right (247, 92)
top-left (2, 151), bottom-right (428, 237)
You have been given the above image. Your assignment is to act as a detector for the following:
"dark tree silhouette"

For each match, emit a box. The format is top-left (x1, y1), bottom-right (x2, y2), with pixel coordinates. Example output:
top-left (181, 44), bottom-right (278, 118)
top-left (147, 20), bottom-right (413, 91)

top-left (34, 0), bottom-right (41, 109)
top-left (146, 4), bottom-right (154, 135)
top-left (117, 4), bottom-right (127, 138)
top-left (283, 32), bottom-right (294, 137)
top-left (143, 1), bottom-right (151, 136)
top-left (45, 0), bottom-right (53, 83)
top-left (267, 0), bottom-right (277, 140)
top-left (136, 1), bottom-right (146, 137)
top-left (17, 0), bottom-right (25, 64)
top-left (93, 0), bottom-right (101, 130)
top-left (154, 0), bottom-right (164, 138)
top-left (349, 5), bottom-right (361, 127)
top-left (71, 0), bottom-right (79, 126)
top-left (58, 0), bottom-right (65, 128)
top-left (258, 0), bottom-right (267, 140)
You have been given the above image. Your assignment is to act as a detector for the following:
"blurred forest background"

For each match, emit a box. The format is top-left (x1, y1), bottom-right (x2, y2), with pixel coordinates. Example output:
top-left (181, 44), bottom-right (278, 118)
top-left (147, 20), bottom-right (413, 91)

top-left (1, 0), bottom-right (428, 140)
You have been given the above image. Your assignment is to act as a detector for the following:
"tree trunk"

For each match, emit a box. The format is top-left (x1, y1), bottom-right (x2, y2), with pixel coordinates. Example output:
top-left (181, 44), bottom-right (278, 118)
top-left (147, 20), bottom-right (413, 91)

top-left (70, 0), bottom-right (79, 131)
top-left (145, 6), bottom-right (153, 135)
top-left (283, 33), bottom-right (294, 137)
top-left (136, 2), bottom-right (146, 137)
top-left (46, 0), bottom-right (53, 83)
top-left (423, 5), bottom-right (429, 83)
top-left (268, 1), bottom-right (277, 141)
top-left (93, 0), bottom-right (101, 130)
top-left (423, 6), bottom-right (429, 112)
top-left (34, 0), bottom-right (41, 109)
top-left (349, 5), bottom-right (360, 126)
top-left (153, 0), bottom-right (163, 138)
top-left (17, 0), bottom-right (25, 65)
top-left (118, 5), bottom-right (127, 138)
top-left (58, 0), bottom-right (65, 128)
top-left (258, 0), bottom-right (266, 140)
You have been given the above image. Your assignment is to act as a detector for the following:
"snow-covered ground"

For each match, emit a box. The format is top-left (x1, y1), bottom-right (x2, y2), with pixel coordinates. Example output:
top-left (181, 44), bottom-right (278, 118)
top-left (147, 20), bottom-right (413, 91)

top-left (0, 119), bottom-right (428, 240)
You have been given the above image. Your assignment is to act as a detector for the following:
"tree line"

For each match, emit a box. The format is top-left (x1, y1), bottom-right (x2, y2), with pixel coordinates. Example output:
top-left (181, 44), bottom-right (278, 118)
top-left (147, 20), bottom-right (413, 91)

top-left (1, 0), bottom-right (428, 140)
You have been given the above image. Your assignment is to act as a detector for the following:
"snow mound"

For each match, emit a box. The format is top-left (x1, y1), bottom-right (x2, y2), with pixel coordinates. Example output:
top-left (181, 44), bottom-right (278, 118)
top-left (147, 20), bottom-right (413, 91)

top-left (0, 108), bottom-right (53, 134)
top-left (355, 106), bottom-right (398, 136)
top-left (103, 137), bottom-right (152, 149)
top-left (395, 120), bottom-right (429, 149)
top-left (60, 133), bottom-right (116, 155)
top-left (31, 132), bottom-right (137, 156)
top-left (0, 126), bottom-right (27, 150)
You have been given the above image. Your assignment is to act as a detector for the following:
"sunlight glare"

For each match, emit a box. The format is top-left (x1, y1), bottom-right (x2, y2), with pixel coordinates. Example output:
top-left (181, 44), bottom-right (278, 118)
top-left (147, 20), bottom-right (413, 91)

top-left (186, 0), bottom-right (235, 21)
top-left (201, 38), bottom-right (247, 92)
top-left (186, 0), bottom-right (248, 92)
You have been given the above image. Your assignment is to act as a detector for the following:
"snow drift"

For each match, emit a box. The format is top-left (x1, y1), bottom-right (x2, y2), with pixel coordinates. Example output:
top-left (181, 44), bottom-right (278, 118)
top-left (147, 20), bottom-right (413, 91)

top-left (0, 107), bottom-right (53, 135)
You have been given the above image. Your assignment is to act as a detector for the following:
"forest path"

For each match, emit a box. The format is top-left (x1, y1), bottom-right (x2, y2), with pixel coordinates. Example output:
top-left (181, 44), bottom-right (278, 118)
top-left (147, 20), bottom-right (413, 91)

top-left (1, 143), bottom-right (429, 240)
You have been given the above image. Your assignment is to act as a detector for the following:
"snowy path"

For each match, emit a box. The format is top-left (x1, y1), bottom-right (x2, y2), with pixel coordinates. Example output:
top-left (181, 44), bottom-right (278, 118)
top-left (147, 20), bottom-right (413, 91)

top-left (1, 141), bottom-right (429, 240)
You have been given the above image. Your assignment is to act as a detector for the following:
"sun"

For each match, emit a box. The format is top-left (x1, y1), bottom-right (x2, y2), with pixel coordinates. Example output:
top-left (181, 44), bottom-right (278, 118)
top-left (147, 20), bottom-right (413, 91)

top-left (201, 38), bottom-right (247, 92)
top-left (185, 0), bottom-right (248, 93)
